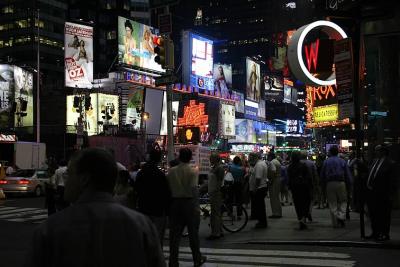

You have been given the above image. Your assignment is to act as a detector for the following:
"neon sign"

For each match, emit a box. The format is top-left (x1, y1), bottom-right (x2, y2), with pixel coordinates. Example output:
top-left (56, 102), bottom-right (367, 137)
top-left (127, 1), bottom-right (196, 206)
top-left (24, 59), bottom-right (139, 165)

top-left (288, 20), bottom-right (347, 86)
top-left (178, 100), bottom-right (209, 133)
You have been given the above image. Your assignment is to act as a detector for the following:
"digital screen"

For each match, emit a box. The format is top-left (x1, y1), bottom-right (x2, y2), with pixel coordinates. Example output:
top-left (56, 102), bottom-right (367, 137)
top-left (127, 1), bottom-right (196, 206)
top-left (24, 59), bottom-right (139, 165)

top-left (246, 58), bottom-right (261, 102)
top-left (13, 66), bottom-right (33, 127)
top-left (190, 33), bottom-right (214, 90)
top-left (0, 65), bottom-right (13, 127)
top-left (234, 119), bottom-right (256, 143)
top-left (65, 22), bottom-right (93, 88)
top-left (118, 16), bottom-right (164, 73)
top-left (213, 63), bottom-right (232, 97)
top-left (231, 90), bottom-right (244, 113)
top-left (258, 100), bottom-right (266, 119)
top-left (219, 103), bottom-right (235, 138)
top-left (125, 89), bottom-right (143, 129)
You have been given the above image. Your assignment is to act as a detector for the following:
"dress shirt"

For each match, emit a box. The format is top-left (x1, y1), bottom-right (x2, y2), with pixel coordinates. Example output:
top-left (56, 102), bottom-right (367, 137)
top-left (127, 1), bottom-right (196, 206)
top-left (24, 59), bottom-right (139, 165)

top-left (25, 191), bottom-right (165, 267)
top-left (167, 163), bottom-right (198, 198)
top-left (249, 160), bottom-right (269, 192)
top-left (53, 166), bottom-right (67, 187)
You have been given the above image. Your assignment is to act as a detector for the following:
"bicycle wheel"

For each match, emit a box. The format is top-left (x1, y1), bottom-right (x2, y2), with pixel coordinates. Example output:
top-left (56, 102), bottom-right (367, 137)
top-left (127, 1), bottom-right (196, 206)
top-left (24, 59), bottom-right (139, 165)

top-left (221, 203), bottom-right (248, 233)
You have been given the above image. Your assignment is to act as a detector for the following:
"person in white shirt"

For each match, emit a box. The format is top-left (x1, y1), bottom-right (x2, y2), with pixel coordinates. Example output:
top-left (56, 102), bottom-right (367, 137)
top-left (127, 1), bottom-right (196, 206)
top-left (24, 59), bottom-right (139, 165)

top-left (5, 166), bottom-right (14, 175)
top-left (52, 160), bottom-right (69, 211)
top-left (249, 152), bottom-right (269, 228)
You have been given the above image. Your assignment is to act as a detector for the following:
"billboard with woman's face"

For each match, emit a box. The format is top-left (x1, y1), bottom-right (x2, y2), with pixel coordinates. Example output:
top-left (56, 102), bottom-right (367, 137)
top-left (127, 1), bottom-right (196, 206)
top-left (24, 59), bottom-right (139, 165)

top-left (246, 58), bottom-right (261, 102)
top-left (118, 16), bottom-right (165, 73)
top-left (213, 63), bottom-right (232, 98)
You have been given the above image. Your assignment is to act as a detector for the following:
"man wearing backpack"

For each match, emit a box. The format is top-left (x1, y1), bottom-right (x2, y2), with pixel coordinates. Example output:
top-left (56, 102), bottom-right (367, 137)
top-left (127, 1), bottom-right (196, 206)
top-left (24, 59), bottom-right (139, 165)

top-left (320, 146), bottom-right (352, 228)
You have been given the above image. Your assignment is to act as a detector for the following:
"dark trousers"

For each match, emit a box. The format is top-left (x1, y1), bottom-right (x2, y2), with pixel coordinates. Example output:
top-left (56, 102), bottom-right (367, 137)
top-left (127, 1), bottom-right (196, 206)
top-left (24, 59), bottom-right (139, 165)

top-left (253, 187), bottom-right (268, 225)
top-left (292, 185), bottom-right (311, 221)
top-left (56, 186), bottom-right (69, 211)
top-left (367, 190), bottom-right (392, 236)
top-left (226, 182), bottom-right (243, 216)
top-left (169, 198), bottom-right (202, 267)
top-left (45, 185), bottom-right (56, 216)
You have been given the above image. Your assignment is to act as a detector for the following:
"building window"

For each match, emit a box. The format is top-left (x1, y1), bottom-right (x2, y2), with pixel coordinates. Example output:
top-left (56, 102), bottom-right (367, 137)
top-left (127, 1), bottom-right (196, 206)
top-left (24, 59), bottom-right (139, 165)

top-left (34, 20), bottom-right (45, 28)
top-left (1, 5), bottom-right (14, 14)
top-left (16, 20), bottom-right (30, 28)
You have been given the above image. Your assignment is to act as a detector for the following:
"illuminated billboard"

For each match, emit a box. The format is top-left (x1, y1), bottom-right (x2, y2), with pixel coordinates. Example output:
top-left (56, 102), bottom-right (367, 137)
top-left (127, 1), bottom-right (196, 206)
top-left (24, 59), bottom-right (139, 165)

top-left (160, 92), bottom-right (179, 135)
top-left (66, 93), bottom-right (119, 136)
top-left (219, 103), bottom-right (235, 138)
top-left (213, 63), bottom-right (232, 97)
top-left (178, 100), bottom-right (209, 133)
top-left (190, 33), bottom-right (214, 90)
top-left (125, 89), bottom-right (143, 130)
top-left (65, 22), bottom-right (93, 88)
top-left (234, 119), bottom-right (256, 143)
top-left (246, 58), bottom-right (261, 102)
top-left (231, 90), bottom-right (244, 113)
top-left (13, 66), bottom-right (33, 127)
top-left (313, 104), bottom-right (338, 122)
top-left (0, 65), bottom-right (13, 127)
top-left (118, 16), bottom-right (164, 73)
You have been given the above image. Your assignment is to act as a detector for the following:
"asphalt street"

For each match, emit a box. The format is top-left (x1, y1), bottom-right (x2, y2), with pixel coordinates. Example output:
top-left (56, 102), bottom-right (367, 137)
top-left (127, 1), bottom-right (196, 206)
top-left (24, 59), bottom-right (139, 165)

top-left (1, 196), bottom-right (399, 267)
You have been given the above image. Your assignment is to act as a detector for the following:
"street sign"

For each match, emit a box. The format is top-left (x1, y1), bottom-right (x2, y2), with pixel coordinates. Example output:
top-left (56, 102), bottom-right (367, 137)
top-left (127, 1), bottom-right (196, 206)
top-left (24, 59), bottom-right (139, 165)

top-left (159, 13), bottom-right (172, 34)
top-left (155, 75), bottom-right (177, 86)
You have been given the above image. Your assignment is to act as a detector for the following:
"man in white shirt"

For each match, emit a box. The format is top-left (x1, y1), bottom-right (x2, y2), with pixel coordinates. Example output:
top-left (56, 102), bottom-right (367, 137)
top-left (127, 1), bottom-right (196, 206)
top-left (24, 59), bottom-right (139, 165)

top-left (249, 152), bottom-right (269, 228)
top-left (52, 160), bottom-right (69, 211)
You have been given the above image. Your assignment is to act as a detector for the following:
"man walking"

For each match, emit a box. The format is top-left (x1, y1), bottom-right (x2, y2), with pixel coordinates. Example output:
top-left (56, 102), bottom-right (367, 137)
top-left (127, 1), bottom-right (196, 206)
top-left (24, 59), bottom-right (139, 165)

top-left (52, 159), bottom-right (69, 211)
top-left (366, 144), bottom-right (396, 241)
top-left (135, 147), bottom-right (172, 247)
top-left (166, 148), bottom-right (206, 267)
top-left (249, 152), bottom-right (269, 228)
top-left (26, 148), bottom-right (165, 267)
top-left (300, 151), bottom-right (319, 222)
top-left (320, 146), bottom-right (352, 227)
top-left (268, 153), bottom-right (282, 219)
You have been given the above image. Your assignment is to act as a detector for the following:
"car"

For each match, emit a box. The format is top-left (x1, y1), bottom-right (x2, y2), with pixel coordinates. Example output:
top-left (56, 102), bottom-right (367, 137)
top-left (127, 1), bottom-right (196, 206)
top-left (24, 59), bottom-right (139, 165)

top-left (0, 169), bottom-right (51, 197)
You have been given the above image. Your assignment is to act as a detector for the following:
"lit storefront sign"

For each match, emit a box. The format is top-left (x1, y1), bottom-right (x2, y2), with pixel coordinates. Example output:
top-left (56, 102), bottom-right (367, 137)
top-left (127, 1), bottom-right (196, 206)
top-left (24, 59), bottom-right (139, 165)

top-left (0, 134), bottom-right (16, 142)
top-left (177, 100), bottom-right (209, 133)
top-left (313, 104), bottom-right (338, 122)
top-left (288, 20), bottom-right (347, 86)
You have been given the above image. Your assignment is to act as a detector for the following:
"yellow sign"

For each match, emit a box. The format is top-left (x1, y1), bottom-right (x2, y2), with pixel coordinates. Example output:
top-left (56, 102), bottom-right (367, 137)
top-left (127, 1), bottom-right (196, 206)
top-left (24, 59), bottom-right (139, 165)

top-left (186, 129), bottom-right (193, 141)
top-left (313, 104), bottom-right (338, 122)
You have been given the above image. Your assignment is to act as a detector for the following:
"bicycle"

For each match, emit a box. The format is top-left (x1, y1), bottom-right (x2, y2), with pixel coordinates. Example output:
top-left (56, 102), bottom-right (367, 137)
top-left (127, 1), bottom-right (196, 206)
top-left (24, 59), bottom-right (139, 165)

top-left (199, 191), bottom-right (248, 233)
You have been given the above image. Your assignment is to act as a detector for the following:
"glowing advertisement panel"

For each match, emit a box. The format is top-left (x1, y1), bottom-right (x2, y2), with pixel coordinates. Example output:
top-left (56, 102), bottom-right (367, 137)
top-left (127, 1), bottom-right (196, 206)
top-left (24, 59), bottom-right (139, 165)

top-left (160, 92), bottom-right (179, 135)
top-left (213, 63), bottom-right (232, 97)
top-left (190, 33), bottom-right (214, 90)
top-left (0, 65), bottom-right (13, 126)
top-left (97, 94), bottom-right (119, 129)
top-left (234, 119), bottom-right (256, 143)
top-left (125, 89), bottom-right (143, 130)
top-left (65, 22), bottom-right (93, 88)
top-left (118, 16), bottom-right (164, 73)
top-left (313, 104), bottom-right (338, 122)
top-left (13, 66), bottom-right (33, 127)
top-left (246, 58), bottom-right (261, 102)
top-left (231, 90), bottom-right (245, 114)
top-left (219, 103), bottom-right (235, 138)
top-left (66, 94), bottom-right (98, 136)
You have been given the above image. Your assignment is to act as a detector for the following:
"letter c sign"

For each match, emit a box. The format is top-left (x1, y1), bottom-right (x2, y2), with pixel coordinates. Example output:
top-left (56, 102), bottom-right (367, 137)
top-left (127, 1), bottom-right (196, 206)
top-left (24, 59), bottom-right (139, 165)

top-left (288, 20), bottom-right (347, 86)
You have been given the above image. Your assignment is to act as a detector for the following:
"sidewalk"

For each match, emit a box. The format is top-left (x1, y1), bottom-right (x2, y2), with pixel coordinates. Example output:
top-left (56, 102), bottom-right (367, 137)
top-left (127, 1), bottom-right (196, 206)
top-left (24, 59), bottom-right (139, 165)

top-left (195, 200), bottom-right (400, 248)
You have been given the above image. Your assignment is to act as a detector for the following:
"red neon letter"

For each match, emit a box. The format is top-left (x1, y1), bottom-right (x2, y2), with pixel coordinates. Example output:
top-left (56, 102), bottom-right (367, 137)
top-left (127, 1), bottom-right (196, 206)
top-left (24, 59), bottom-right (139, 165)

top-left (304, 39), bottom-right (320, 72)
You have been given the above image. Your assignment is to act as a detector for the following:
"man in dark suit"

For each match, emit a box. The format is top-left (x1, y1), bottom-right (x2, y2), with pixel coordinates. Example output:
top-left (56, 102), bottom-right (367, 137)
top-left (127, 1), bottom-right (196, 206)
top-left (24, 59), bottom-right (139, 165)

top-left (366, 144), bottom-right (396, 241)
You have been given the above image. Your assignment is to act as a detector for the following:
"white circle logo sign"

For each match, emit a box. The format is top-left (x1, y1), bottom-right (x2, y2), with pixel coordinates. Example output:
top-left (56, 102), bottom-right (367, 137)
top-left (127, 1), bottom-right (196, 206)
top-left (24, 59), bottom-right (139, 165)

top-left (288, 20), bottom-right (347, 86)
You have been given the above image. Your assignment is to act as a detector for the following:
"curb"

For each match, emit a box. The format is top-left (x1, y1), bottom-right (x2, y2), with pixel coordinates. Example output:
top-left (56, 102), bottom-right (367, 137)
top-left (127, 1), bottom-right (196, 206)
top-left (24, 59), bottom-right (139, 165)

top-left (240, 240), bottom-right (400, 249)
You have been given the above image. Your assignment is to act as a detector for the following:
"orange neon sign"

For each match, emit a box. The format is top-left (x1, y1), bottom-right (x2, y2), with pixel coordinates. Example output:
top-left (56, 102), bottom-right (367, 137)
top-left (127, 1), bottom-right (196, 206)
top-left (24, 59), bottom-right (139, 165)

top-left (178, 100), bottom-right (209, 132)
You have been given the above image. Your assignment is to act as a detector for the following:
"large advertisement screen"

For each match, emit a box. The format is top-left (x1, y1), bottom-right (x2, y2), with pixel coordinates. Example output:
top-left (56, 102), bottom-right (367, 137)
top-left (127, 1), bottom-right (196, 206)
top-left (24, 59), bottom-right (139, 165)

top-left (213, 63), bottom-right (231, 97)
top-left (98, 94), bottom-right (119, 130)
top-left (219, 103), bottom-right (235, 138)
top-left (13, 66), bottom-right (33, 127)
top-left (118, 16), bottom-right (164, 73)
top-left (231, 90), bottom-right (244, 113)
top-left (0, 65), bottom-right (13, 127)
top-left (160, 92), bottom-right (179, 136)
top-left (234, 119), bottom-right (256, 143)
top-left (65, 22), bottom-right (93, 88)
top-left (125, 89), bottom-right (144, 130)
top-left (246, 58), bottom-right (261, 102)
top-left (66, 94), bottom-right (98, 136)
top-left (190, 33), bottom-right (214, 91)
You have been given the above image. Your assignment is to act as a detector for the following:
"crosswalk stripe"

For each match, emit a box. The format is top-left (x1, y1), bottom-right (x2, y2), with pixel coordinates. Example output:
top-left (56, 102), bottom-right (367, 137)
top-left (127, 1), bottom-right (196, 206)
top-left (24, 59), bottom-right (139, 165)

top-left (0, 207), bottom-right (38, 216)
top-left (164, 253), bottom-right (355, 267)
top-left (163, 247), bottom-right (351, 259)
top-left (0, 209), bottom-right (45, 219)
top-left (0, 207), bottom-right (19, 212)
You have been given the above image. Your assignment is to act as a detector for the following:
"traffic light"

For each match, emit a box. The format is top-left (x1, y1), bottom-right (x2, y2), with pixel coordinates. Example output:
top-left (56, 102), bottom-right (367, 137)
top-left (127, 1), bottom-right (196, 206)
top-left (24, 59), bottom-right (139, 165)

top-left (153, 35), bottom-right (174, 70)
top-left (84, 95), bottom-right (91, 111)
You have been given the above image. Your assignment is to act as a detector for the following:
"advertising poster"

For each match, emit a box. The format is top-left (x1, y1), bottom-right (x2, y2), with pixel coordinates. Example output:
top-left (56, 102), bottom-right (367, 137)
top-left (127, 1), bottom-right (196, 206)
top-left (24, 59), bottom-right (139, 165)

top-left (190, 33), bottom-right (214, 90)
top-left (117, 16), bottom-right (164, 73)
top-left (160, 92), bottom-right (179, 135)
top-left (283, 84), bottom-right (292, 104)
top-left (231, 90), bottom-right (244, 113)
top-left (219, 103), bottom-right (235, 138)
top-left (98, 94), bottom-right (119, 127)
top-left (246, 58), bottom-right (261, 102)
top-left (13, 66), bottom-right (33, 127)
top-left (0, 65), bottom-right (13, 127)
top-left (125, 89), bottom-right (143, 130)
top-left (213, 63), bottom-right (232, 98)
top-left (244, 99), bottom-right (258, 121)
top-left (66, 94), bottom-right (98, 136)
top-left (258, 100), bottom-right (266, 119)
top-left (264, 74), bottom-right (284, 102)
top-left (291, 87), bottom-right (298, 106)
top-left (64, 22), bottom-right (93, 88)
top-left (234, 119), bottom-right (256, 143)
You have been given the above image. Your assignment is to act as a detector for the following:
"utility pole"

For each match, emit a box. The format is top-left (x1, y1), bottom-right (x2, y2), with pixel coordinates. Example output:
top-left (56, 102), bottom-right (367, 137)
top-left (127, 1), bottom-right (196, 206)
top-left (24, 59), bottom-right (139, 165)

top-left (36, 9), bottom-right (40, 143)
top-left (166, 67), bottom-right (174, 162)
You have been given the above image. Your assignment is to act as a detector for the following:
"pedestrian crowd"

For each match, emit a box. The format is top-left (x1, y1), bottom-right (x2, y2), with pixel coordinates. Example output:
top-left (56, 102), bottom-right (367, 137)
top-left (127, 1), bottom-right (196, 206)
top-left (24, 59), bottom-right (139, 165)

top-left (25, 143), bottom-right (397, 266)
